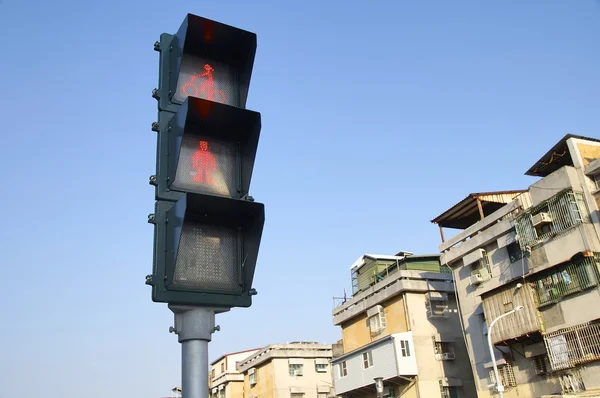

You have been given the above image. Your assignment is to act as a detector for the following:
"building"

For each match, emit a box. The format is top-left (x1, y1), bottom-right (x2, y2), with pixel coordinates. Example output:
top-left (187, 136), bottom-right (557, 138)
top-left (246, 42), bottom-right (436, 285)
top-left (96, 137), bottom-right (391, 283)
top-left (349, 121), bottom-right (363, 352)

top-left (236, 342), bottom-right (335, 398)
top-left (331, 252), bottom-right (477, 398)
top-left (210, 348), bottom-right (261, 398)
top-left (432, 134), bottom-right (600, 397)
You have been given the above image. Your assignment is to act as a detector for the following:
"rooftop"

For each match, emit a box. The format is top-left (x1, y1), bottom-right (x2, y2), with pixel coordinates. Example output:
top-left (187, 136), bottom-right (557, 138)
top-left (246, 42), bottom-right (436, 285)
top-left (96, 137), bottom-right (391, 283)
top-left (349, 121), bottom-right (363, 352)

top-left (350, 253), bottom-right (412, 270)
top-left (210, 348), bottom-right (262, 366)
top-left (525, 134), bottom-right (600, 177)
top-left (431, 190), bottom-right (526, 230)
top-left (236, 342), bottom-right (332, 372)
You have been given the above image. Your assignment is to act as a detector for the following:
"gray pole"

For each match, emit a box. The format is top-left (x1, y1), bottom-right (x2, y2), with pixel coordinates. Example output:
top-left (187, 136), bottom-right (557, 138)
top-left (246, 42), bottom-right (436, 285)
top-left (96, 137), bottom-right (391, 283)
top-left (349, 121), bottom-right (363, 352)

top-left (169, 305), bottom-right (221, 398)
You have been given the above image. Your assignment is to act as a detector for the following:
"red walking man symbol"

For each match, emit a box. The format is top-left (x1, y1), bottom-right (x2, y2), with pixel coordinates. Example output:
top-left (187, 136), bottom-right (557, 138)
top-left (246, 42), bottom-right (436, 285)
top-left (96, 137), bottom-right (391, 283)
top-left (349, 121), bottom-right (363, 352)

top-left (192, 140), bottom-right (216, 183)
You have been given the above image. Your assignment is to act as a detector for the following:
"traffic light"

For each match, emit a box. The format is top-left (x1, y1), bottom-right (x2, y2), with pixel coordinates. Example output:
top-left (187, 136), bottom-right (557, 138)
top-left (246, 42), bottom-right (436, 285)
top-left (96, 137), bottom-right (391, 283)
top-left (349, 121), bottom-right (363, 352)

top-left (148, 14), bottom-right (264, 309)
top-left (153, 13), bottom-right (256, 112)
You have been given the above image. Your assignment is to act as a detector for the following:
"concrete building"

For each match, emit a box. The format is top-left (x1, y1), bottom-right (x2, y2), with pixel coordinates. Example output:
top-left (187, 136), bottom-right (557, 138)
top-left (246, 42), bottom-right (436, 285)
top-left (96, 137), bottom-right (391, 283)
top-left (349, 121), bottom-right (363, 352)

top-left (210, 349), bottom-right (261, 398)
top-left (236, 342), bottom-right (335, 398)
top-left (331, 252), bottom-right (477, 398)
top-left (432, 134), bottom-right (600, 397)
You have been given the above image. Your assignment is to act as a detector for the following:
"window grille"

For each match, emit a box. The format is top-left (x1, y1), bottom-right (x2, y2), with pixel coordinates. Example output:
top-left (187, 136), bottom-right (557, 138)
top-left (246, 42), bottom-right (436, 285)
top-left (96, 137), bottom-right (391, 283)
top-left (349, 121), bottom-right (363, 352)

top-left (489, 364), bottom-right (517, 388)
top-left (515, 190), bottom-right (588, 250)
top-left (532, 254), bottom-right (600, 306)
top-left (544, 321), bottom-right (600, 371)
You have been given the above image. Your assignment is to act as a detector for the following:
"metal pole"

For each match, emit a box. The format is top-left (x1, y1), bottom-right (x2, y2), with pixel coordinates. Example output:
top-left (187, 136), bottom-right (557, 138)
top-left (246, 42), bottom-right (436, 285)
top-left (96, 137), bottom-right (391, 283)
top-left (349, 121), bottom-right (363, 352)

top-left (487, 306), bottom-right (523, 398)
top-left (169, 305), bottom-right (220, 398)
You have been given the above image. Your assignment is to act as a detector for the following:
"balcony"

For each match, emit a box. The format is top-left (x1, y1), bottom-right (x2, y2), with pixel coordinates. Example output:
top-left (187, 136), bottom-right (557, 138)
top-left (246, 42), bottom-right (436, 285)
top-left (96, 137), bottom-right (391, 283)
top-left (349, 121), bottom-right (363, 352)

top-left (331, 332), bottom-right (417, 396)
top-left (333, 270), bottom-right (453, 326)
top-left (481, 282), bottom-right (542, 344)
top-left (211, 370), bottom-right (244, 386)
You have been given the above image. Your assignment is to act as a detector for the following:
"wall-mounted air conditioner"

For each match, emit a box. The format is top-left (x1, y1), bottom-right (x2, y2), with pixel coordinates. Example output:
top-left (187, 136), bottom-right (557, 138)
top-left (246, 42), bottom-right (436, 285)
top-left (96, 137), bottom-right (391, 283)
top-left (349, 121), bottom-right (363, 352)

top-left (470, 273), bottom-right (484, 285)
top-left (441, 352), bottom-right (455, 360)
top-left (532, 212), bottom-right (552, 226)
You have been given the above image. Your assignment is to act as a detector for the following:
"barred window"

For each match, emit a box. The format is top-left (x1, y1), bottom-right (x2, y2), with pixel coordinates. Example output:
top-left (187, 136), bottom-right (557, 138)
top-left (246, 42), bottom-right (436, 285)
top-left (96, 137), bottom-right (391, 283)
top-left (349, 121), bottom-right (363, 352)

top-left (489, 364), bottom-right (517, 388)
top-left (532, 254), bottom-right (599, 306)
top-left (514, 190), bottom-right (588, 250)
top-left (545, 321), bottom-right (600, 371)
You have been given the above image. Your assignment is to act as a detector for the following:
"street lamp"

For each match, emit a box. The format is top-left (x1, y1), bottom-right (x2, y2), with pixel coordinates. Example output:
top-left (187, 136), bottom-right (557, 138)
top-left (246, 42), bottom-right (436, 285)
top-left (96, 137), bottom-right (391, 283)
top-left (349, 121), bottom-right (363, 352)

top-left (374, 377), bottom-right (384, 398)
top-left (488, 305), bottom-right (524, 398)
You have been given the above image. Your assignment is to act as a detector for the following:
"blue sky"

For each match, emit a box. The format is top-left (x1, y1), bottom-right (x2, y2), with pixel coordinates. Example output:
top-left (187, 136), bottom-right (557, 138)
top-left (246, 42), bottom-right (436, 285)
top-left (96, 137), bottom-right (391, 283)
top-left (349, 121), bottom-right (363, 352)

top-left (1, 0), bottom-right (599, 396)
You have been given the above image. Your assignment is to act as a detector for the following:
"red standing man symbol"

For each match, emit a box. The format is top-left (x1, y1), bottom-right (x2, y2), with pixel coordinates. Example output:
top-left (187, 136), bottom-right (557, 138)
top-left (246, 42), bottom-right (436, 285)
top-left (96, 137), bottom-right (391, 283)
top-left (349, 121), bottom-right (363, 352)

top-left (192, 140), bottom-right (216, 184)
top-left (180, 63), bottom-right (227, 104)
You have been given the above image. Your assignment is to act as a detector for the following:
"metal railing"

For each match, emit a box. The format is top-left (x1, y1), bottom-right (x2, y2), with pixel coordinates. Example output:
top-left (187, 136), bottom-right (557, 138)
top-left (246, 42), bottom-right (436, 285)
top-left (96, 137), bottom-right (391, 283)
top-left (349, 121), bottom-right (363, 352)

top-left (544, 320), bottom-right (600, 371)
top-left (532, 254), bottom-right (600, 306)
top-left (514, 189), bottom-right (588, 250)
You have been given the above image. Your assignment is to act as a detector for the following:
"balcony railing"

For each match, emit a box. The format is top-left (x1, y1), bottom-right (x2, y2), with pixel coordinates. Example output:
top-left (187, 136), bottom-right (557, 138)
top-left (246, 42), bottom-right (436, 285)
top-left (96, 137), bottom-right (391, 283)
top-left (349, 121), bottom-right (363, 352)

top-left (531, 253), bottom-right (600, 306)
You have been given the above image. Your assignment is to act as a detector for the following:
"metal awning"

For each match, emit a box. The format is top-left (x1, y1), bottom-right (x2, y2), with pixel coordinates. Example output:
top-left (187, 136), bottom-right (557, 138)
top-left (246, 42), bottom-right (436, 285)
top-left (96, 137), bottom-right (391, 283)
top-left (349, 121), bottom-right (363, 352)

top-left (431, 191), bottom-right (526, 230)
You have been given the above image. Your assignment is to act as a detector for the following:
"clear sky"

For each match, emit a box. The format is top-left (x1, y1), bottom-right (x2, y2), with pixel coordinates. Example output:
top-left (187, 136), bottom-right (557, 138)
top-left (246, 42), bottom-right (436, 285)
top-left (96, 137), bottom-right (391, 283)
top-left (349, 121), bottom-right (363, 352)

top-left (1, 0), bottom-right (599, 397)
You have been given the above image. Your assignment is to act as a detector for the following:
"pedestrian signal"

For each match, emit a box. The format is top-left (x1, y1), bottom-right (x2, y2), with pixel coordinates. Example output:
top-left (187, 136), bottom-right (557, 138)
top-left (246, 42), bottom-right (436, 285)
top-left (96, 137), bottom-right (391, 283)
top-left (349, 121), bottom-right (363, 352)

top-left (149, 14), bottom-right (264, 309)
top-left (155, 14), bottom-right (257, 112)
top-left (163, 96), bottom-right (261, 200)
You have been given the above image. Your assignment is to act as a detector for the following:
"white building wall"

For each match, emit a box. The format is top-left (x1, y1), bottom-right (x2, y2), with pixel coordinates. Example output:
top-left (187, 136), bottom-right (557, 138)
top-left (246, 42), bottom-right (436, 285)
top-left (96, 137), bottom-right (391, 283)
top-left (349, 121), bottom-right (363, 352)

top-left (226, 350), bottom-right (259, 372)
top-left (332, 334), bottom-right (417, 395)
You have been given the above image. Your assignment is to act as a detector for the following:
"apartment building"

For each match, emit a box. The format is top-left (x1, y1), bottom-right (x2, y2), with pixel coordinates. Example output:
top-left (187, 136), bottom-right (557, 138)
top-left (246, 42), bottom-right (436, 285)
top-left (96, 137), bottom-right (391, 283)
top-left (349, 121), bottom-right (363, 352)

top-left (432, 134), bottom-right (600, 398)
top-left (210, 349), bottom-right (261, 398)
top-left (236, 342), bottom-right (335, 398)
top-left (331, 252), bottom-right (477, 398)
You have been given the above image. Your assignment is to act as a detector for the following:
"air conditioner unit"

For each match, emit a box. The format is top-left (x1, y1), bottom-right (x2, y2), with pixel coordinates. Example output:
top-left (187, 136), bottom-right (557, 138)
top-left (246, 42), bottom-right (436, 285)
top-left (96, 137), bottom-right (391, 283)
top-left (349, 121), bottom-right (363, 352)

top-left (441, 352), bottom-right (455, 360)
top-left (532, 212), bottom-right (552, 226)
top-left (463, 248), bottom-right (486, 267)
top-left (470, 274), bottom-right (484, 285)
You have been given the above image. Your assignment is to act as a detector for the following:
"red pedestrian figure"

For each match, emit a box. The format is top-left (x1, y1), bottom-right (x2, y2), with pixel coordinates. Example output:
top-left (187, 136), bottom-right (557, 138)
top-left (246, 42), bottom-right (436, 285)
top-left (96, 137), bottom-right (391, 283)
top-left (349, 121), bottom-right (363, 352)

top-left (191, 140), bottom-right (216, 183)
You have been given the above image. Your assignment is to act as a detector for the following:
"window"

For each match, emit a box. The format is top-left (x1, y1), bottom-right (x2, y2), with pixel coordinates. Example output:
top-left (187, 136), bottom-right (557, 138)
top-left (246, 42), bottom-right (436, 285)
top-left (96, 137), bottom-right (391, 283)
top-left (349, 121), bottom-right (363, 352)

top-left (506, 242), bottom-right (523, 264)
top-left (219, 388), bottom-right (225, 398)
top-left (531, 355), bottom-right (549, 375)
top-left (433, 341), bottom-right (455, 360)
top-left (382, 386), bottom-right (396, 398)
top-left (211, 369), bottom-right (215, 379)
top-left (363, 351), bottom-right (373, 368)
top-left (338, 361), bottom-right (347, 377)
top-left (291, 394), bottom-right (304, 398)
top-left (351, 268), bottom-right (359, 295)
top-left (426, 298), bottom-right (449, 318)
top-left (400, 340), bottom-right (411, 357)
top-left (440, 386), bottom-right (460, 398)
top-left (315, 363), bottom-right (328, 372)
top-left (489, 364), bottom-right (517, 388)
top-left (545, 321), bottom-right (600, 370)
top-left (221, 363), bottom-right (225, 372)
top-left (514, 189), bottom-right (588, 250)
top-left (593, 173), bottom-right (600, 191)
top-left (289, 364), bottom-right (303, 377)
top-left (249, 368), bottom-right (257, 385)
top-left (532, 253), bottom-right (599, 306)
